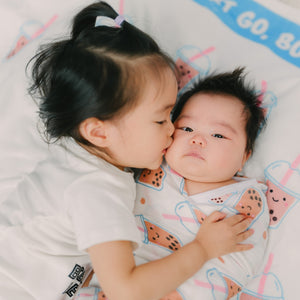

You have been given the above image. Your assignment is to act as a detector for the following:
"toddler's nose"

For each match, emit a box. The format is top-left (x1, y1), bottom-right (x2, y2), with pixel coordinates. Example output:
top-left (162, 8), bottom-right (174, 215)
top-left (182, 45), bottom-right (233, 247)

top-left (167, 120), bottom-right (175, 136)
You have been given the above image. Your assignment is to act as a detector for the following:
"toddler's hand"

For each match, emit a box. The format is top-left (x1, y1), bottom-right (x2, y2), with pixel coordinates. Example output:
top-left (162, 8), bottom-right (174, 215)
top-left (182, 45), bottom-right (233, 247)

top-left (194, 211), bottom-right (254, 261)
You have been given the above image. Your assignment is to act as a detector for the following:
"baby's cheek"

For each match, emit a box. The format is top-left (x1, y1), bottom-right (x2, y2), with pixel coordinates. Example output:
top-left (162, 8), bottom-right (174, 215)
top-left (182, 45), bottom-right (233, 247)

top-left (164, 148), bottom-right (175, 165)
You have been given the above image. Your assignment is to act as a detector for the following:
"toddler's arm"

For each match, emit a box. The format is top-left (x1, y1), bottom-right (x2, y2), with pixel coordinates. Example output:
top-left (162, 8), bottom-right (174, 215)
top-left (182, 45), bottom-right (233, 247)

top-left (88, 211), bottom-right (253, 300)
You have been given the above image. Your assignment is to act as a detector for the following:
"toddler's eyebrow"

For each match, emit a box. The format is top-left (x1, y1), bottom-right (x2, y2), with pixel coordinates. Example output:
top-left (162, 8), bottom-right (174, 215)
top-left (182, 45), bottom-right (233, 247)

top-left (156, 103), bottom-right (174, 113)
top-left (174, 114), bottom-right (191, 122)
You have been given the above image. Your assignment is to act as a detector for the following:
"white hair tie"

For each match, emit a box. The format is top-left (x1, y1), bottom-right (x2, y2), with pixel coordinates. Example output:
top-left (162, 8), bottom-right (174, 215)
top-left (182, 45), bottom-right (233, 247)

top-left (95, 15), bottom-right (125, 28)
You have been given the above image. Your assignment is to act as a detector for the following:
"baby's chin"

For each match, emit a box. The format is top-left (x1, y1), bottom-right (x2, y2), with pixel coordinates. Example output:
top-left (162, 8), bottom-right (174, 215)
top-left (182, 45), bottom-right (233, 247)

top-left (164, 150), bottom-right (172, 163)
top-left (164, 154), bottom-right (182, 176)
top-left (164, 152), bottom-right (172, 167)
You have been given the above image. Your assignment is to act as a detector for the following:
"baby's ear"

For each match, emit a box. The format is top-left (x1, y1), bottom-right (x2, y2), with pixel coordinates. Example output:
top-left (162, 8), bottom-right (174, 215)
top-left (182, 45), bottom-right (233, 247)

top-left (241, 150), bottom-right (252, 168)
top-left (79, 117), bottom-right (109, 147)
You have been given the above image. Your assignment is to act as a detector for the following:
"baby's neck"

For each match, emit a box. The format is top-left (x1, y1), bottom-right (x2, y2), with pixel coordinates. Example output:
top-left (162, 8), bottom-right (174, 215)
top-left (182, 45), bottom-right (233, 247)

top-left (184, 178), bottom-right (237, 195)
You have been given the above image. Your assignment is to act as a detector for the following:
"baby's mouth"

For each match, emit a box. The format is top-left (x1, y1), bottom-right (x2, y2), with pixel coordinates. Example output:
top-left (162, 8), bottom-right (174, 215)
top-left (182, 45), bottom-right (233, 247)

top-left (185, 152), bottom-right (205, 160)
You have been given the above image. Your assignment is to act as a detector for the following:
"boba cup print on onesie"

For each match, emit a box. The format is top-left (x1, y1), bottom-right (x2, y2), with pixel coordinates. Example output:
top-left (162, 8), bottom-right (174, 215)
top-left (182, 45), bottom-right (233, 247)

top-left (135, 215), bottom-right (183, 253)
top-left (238, 254), bottom-right (284, 299)
top-left (264, 156), bottom-right (300, 229)
top-left (200, 268), bottom-right (242, 299)
top-left (137, 166), bottom-right (166, 191)
top-left (234, 187), bottom-right (264, 220)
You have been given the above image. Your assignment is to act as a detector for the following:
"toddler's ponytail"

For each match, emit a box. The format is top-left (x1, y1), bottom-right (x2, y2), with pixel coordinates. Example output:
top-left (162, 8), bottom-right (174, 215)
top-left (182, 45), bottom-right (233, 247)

top-left (28, 1), bottom-right (175, 145)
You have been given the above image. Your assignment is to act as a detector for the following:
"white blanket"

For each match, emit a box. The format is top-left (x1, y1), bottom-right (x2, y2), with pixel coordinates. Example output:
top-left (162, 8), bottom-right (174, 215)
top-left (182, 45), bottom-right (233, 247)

top-left (0, 0), bottom-right (299, 299)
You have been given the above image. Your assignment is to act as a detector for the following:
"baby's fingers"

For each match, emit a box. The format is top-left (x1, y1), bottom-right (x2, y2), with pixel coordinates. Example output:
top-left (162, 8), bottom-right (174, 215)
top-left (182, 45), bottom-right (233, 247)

top-left (225, 213), bottom-right (248, 226)
top-left (234, 243), bottom-right (254, 252)
top-left (236, 228), bottom-right (254, 243)
top-left (233, 229), bottom-right (254, 252)
top-left (234, 217), bottom-right (253, 234)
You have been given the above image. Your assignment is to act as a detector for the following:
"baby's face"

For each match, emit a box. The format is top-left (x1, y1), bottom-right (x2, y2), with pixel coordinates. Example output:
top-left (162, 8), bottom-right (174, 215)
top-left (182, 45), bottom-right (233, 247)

top-left (165, 93), bottom-right (249, 183)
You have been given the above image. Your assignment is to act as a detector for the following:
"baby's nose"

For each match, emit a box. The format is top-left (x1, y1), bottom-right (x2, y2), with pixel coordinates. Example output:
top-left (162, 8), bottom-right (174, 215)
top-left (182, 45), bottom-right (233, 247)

top-left (191, 134), bottom-right (207, 147)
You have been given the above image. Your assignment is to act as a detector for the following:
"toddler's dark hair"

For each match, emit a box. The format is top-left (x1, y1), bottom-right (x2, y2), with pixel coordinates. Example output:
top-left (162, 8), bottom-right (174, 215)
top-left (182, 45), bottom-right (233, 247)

top-left (171, 67), bottom-right (266, 154)
top-left (27, 1), bottom-right (175, 144)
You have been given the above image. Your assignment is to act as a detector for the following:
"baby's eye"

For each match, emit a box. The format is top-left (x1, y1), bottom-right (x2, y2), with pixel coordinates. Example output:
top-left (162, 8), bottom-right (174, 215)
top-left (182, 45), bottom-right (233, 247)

top-left (212, 133), bottom-right (225, 139)
top-left (180, 127), bottom-right (193, 132)
top-left (156, 120), bottom-right (167, 125)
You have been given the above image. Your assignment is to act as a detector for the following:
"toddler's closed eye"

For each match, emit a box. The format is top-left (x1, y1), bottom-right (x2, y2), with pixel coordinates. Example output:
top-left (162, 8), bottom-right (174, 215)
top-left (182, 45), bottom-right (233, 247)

top-left (156, 120), bottom-right (167, 125)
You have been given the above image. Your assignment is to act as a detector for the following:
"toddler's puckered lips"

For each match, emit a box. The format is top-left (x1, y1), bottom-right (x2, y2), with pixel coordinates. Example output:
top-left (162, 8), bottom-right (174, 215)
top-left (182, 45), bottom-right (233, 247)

top-left (163, 140), bottom-right (173, 154)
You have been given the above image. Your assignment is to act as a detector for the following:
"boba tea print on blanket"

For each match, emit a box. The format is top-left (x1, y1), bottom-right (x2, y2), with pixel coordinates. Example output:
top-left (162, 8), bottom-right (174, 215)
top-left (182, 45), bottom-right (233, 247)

top-left (0, 0), bottom-right (299, 299)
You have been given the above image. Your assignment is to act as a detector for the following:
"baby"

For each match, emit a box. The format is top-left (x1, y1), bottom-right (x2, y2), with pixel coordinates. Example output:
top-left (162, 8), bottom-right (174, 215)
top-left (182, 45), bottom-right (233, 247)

top-left (134, 68), bottom-right (269, 299)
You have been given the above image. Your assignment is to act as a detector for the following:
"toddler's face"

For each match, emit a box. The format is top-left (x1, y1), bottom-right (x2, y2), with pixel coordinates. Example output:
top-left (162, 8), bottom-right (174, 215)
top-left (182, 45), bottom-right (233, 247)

top-left (105, 69), bottom-right (177, 170)
top-left (165, 93), bottom-right (249, 182)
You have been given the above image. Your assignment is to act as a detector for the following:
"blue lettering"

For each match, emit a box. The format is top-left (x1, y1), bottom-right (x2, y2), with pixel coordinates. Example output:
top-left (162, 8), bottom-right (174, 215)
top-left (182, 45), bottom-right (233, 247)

top-left (193, 0), bottom-right (300, 67)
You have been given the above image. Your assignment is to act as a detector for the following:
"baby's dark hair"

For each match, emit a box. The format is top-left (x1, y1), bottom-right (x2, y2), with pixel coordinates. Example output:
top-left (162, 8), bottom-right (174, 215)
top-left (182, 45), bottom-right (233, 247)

top-left (172, 67), bottom-right (266, 154)
top-left (27, 1), bottom-right (175, 144)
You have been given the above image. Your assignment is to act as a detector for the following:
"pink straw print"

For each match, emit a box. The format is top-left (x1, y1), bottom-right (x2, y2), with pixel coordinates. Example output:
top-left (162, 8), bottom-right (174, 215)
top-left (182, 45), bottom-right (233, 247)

top-left (188, 46), bottom-right (215, 62)
top-left (194, 280), bottom-right (227, 293)
top-left (31, 15), bottom-right (58, 39)
top-left (119, 0), bottom-right (125, 15)
top-left (280, 155), bottom-right (300, 186)
top-left (257, 253), bottom-right (274, 295)
top-left (258, 80), bottom-right (267, 105)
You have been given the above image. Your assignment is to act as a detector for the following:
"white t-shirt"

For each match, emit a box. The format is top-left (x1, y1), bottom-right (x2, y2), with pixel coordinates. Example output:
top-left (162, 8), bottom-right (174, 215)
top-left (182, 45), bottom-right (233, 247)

top-left (0, 139), bottom-right (141, 300)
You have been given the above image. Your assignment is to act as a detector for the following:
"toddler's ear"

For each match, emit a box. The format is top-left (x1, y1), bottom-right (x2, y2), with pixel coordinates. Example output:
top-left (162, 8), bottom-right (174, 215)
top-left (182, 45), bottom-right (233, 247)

top-left (79, 117), bottom-right (109, 147)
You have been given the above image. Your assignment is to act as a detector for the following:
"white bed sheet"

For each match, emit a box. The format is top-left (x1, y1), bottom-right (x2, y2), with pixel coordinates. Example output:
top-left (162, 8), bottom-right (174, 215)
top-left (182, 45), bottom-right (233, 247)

top-left (0, 0), bottom-right (299, 299)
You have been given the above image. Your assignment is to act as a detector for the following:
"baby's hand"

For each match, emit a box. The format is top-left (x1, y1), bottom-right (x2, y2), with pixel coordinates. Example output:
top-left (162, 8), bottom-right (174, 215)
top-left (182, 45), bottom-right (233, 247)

top-left (194, 211), bottom-right (253, 261)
